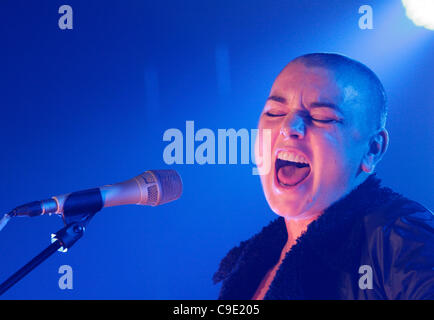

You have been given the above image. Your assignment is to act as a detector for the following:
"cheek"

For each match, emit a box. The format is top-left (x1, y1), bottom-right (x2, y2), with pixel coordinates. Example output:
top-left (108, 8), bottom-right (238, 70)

top-left (311, 128), bottom-right (364, 175)
top-left (312, 130), bottom-right (349, 167)
top-left (255, 120), bottom-right (279, 171)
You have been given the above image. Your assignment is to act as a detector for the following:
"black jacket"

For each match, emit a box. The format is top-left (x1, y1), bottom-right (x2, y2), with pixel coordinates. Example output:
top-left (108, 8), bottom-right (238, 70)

top-left (213, 175), bottom-right (434, 299)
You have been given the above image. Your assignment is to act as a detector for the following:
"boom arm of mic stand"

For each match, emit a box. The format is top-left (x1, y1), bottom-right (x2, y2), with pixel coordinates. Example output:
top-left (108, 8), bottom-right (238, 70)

top-left (0, 211), bottom-right (97, 296)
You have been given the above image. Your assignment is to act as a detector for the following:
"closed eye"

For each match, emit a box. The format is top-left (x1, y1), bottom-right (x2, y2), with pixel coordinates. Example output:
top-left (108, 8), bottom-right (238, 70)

top-left (310, 116), bottom-right (340, 124)
top-left (265, 111), bottom-right (287, 117)
top-left (311, 118), bottom-right (337, 123)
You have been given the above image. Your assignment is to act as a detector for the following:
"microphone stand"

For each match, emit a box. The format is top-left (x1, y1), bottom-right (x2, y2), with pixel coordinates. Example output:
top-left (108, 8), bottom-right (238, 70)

top-left (0, 211), bottom-right (97, 296)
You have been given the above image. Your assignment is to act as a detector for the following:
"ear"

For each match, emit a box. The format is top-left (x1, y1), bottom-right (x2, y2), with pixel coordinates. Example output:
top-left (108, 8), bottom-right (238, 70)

top-left (361, 128), bottom-right (389, 174)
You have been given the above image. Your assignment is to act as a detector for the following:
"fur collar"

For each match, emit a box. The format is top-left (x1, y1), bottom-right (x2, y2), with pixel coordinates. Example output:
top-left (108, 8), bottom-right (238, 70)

top-left (213, 174), bottom-right (400, 299)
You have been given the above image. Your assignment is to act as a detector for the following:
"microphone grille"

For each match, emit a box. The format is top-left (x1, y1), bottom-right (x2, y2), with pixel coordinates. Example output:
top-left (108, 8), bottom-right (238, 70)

top-left (147, 185), bottom-right (159, 204)
top-left (146, 170), bottom-right (183, 206)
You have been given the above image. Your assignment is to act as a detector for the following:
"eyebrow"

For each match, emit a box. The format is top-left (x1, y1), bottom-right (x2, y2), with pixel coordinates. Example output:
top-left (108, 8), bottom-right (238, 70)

top-left (309, 101), bottom-right (342, 113)
top-left (266, 95), bottom-right (342, 113)
top-left (266, 95), bottom-right (287, 103)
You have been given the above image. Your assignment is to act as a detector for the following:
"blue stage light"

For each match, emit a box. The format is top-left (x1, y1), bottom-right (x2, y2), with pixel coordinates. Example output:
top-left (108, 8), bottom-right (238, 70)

top-left (402, 0), bottom-right (434, 30)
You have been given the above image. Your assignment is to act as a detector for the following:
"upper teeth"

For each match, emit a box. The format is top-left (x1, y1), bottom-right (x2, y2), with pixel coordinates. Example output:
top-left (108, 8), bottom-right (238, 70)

top-left (277, 151), bottom-right (309, 164)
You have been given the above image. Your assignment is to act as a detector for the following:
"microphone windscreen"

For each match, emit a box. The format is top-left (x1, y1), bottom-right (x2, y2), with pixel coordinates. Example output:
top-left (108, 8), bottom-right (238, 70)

top-left (146, 170), bottom-right (183, 206)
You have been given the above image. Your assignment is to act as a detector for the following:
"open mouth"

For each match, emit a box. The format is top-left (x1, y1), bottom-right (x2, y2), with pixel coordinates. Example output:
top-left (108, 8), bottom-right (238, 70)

top-left (275, 151), bottom-right (311, 187)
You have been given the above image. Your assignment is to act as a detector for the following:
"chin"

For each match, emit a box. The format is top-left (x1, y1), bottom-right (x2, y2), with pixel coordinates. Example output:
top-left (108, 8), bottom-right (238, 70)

top-left (267, 197), bottom-right (313, 220)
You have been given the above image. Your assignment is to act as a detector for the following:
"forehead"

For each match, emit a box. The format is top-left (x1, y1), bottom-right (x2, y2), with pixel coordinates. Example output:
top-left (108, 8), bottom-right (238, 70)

top-left (268, 62), bottom-right (376, 135)
top-left (269, 63), bottom-right (349, 107)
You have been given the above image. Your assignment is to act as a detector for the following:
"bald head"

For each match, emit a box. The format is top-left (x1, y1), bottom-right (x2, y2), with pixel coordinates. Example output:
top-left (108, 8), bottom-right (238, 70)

top-left (286, 53), bottom-right (387, 130)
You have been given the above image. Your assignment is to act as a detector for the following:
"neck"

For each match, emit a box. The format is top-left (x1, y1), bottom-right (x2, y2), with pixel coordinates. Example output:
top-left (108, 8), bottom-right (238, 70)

top-left (282, 216), bottom-right (317, 255)
top-left (281, 173), bottom-right (373, 254)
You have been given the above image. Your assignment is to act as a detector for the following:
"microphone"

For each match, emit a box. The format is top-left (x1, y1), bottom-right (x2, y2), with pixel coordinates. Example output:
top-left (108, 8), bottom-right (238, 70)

top-left (8, 169), bottom-right (183, 219)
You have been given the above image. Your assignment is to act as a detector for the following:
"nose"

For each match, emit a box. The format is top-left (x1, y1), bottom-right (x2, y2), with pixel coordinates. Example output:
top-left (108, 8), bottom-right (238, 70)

top-left (280, 113), bottom-right (306, 139)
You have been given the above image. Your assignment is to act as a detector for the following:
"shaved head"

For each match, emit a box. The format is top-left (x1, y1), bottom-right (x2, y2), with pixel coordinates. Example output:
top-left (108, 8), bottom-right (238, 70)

top-left (286, 53), bottom-right (387, 131)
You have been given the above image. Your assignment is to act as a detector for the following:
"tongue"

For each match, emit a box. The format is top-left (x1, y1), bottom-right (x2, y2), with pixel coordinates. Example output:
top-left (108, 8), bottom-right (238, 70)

top-left (277, 165), bottom-right (310, 186)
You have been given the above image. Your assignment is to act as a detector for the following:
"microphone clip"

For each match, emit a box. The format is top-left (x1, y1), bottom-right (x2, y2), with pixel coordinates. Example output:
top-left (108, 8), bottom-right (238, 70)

top-left (52, 211), bottom-right (97, 253)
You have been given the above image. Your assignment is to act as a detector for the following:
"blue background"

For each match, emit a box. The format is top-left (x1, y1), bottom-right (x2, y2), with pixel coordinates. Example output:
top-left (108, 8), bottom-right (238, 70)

top-left (0, 0), bottom-right (432, 299)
